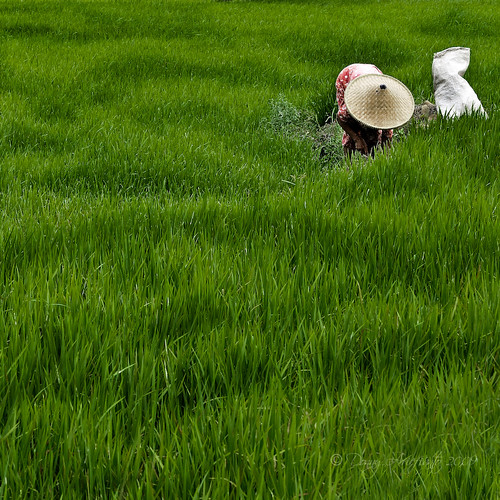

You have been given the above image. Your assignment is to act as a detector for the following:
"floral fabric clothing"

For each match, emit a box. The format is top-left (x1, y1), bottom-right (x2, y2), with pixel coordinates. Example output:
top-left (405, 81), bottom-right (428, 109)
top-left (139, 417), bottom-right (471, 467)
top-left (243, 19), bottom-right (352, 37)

top-left (336, 64), bottom-right (393, 148)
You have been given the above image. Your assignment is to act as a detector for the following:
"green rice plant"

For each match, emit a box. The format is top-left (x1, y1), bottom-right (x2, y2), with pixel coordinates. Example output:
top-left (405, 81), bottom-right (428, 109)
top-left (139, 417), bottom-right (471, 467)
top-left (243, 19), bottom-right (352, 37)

top-left (0, 0), bottom-right (498, 497)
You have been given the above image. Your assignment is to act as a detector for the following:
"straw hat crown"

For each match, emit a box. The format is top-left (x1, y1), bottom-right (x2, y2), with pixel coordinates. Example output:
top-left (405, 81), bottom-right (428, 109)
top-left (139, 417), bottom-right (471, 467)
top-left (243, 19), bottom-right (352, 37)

top-left (344, 74), bottom-right (414, 129)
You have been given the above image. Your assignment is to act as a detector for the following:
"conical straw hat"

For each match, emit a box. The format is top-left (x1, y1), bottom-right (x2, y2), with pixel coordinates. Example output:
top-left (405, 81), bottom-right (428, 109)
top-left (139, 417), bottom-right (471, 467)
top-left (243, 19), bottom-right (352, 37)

top-left (344, 74), bottom-right (414, 129)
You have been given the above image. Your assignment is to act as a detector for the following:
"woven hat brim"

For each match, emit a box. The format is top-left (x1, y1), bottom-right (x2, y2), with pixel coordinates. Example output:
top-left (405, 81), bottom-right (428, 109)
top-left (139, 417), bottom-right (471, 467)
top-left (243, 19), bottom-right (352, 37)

top-left (344, 74), bottom-right (415, 129)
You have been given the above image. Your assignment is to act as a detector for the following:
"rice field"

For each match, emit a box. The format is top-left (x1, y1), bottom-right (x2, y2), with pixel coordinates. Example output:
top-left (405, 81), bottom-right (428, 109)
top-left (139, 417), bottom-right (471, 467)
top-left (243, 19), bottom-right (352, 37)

top-left (0, 0), bottom-right (499, 497)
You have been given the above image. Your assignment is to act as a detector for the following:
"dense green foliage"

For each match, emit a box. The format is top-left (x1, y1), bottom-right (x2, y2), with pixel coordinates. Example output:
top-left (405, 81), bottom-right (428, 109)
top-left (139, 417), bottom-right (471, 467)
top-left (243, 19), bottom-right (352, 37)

top-left (0, 0), bottom-right (499, 497)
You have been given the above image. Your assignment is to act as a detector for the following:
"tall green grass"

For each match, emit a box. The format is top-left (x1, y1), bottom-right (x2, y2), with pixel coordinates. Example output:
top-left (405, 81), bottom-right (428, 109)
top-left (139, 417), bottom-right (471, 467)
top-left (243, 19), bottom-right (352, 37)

top-left (0, 0), bottom-right (499, 497)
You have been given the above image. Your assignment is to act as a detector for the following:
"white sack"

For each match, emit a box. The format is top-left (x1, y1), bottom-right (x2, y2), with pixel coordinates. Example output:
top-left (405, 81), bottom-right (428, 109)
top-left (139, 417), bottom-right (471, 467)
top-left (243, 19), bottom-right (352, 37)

top-left (432, 47), bottom-right (487, 118)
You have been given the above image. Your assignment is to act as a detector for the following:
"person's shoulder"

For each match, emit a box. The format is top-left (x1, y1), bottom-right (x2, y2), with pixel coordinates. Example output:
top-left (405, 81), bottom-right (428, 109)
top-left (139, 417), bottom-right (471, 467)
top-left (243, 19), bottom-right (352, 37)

top-left (351, 63), bottom-right (382, 77)
top-left (336, 66), bottom-right (351, 84)
top-left (337, 63), bottom-right (381, 85)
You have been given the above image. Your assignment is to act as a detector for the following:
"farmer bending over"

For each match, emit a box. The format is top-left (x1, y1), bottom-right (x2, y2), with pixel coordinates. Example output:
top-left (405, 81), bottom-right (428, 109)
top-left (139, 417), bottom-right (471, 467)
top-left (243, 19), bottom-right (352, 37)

top-left (336, 64), bottom-right (414, 157)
